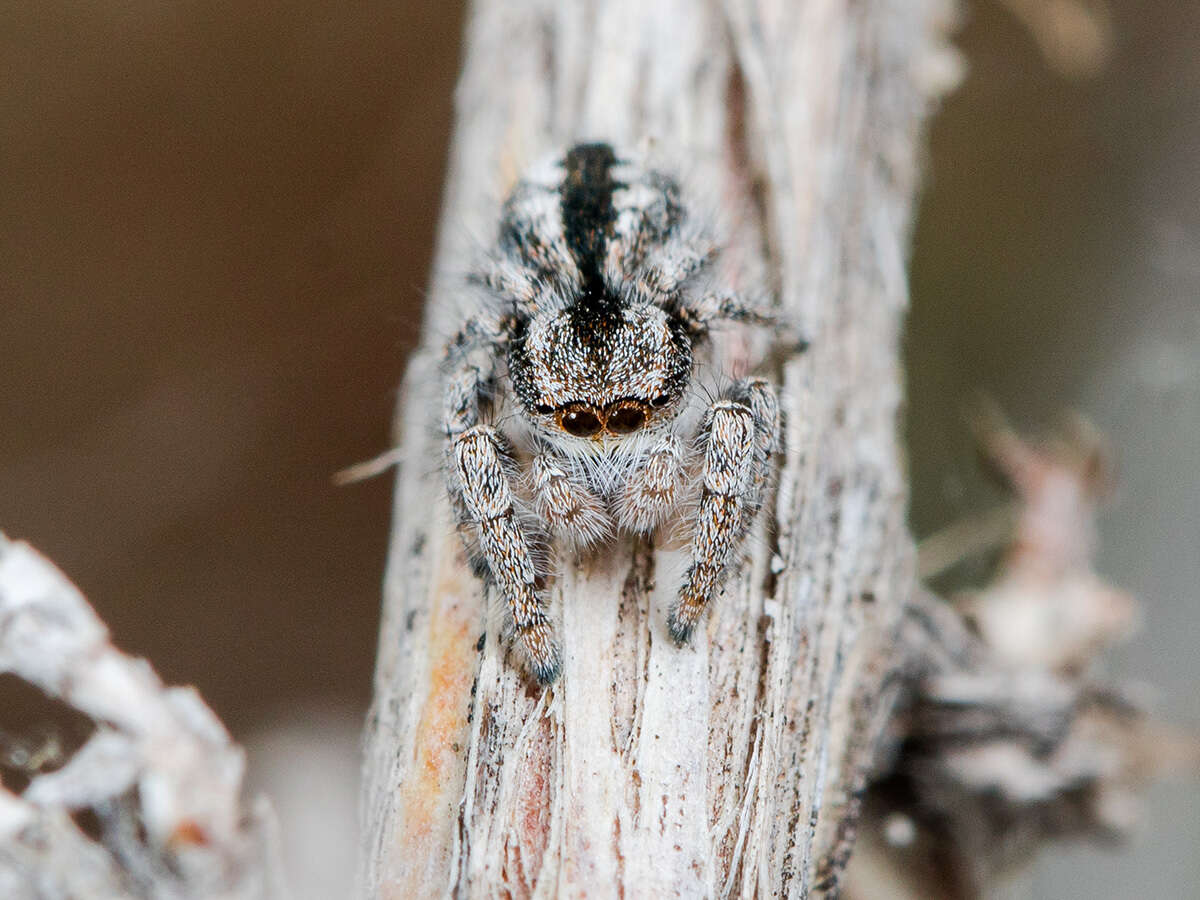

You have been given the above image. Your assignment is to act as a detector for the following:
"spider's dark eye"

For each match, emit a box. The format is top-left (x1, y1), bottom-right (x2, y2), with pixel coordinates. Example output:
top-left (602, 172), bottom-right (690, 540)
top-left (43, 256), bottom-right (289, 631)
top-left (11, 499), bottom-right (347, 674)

top-left (607, 404), bottom-right (647, 434)
top-left (559, 406), bottom-right (603, 437)
top-left (534, 403), bottom-right (554, 415)
top-left (650, 394), bottom-right (672, 408)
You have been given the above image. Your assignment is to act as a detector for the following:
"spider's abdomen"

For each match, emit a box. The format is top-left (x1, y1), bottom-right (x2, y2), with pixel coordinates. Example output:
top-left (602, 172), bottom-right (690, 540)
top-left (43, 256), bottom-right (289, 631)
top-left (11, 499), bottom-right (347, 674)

top-left (495, 143), bottom-right (690, 312)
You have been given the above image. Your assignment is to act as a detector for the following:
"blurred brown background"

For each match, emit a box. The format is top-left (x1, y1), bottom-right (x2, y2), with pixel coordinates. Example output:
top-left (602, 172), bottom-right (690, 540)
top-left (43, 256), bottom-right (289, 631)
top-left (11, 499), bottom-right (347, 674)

top-left (2, 0), bottom-right (462, 730)
top-left (2, 1), bottom-right (1196, 897)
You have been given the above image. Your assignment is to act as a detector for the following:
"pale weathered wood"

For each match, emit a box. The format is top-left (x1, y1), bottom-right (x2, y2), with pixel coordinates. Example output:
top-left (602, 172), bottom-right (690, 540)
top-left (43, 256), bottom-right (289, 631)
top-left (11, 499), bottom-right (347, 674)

top-left (360, 1), bottom-right (957, 896)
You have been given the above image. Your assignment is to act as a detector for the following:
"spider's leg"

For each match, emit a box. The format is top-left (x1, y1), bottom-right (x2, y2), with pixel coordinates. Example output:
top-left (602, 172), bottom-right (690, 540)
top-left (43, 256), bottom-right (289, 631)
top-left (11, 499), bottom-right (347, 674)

top-left (531, 453), bottom-right (613, 551)
top-left (616, 432), bottom-right (684, 535)
top-left (443, 353), bottom-right (560, 685)
top-left (668, 378), bottom-right (780, 644)
top-left (679, 291), bottom-right (809, 354)
top-left (443, 311), bottom-right (512, 364)
top-left (737, 377), bottom-right (782, 527)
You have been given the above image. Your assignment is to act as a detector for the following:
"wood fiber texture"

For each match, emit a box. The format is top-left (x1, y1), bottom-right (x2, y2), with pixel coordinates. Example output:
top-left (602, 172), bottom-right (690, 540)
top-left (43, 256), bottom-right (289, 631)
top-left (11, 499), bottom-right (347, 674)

top-left (361, 1), bottom-right (953, 896)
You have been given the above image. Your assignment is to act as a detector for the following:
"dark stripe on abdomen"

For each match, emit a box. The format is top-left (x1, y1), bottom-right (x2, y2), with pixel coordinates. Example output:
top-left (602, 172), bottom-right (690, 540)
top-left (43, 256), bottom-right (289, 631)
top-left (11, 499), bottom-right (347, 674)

top-left (560, 143), bottom-right (619, 308)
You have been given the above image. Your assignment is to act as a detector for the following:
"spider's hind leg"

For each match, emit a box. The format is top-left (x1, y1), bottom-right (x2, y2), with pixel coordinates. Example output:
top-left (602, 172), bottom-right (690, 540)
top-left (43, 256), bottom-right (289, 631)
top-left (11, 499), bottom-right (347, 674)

top-left (678, 291), bottom-right (809, 357)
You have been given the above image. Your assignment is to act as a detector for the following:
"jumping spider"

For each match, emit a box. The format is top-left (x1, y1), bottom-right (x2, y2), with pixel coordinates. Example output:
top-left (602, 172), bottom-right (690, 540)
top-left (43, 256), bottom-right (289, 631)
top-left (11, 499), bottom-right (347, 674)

top-left (443, 143), bottom-right (782, 684)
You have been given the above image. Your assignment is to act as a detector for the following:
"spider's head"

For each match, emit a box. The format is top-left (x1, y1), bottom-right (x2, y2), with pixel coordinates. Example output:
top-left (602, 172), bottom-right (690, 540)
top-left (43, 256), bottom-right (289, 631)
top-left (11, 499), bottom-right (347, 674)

top-left (508, 302), bottom-right (692, 444)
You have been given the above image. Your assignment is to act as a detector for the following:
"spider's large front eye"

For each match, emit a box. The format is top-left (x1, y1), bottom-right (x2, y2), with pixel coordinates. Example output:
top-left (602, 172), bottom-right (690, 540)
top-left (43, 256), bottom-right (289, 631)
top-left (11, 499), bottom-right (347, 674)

top-left (607, 403), bottom-right (647, 434)
top-left (558, 406), bottom-right (603, 437)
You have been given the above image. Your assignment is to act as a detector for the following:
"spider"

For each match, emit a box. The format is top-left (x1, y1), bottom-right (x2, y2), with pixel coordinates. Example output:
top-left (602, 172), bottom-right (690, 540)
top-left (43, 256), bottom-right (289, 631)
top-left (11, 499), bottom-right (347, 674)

top-left (442, 143), bottom-right (783, 684)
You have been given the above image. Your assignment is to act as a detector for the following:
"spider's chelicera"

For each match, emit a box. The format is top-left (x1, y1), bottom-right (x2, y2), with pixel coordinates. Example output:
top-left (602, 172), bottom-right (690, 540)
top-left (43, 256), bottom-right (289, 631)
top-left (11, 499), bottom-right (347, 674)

top-left (442, 143), bottom-right (781, 684)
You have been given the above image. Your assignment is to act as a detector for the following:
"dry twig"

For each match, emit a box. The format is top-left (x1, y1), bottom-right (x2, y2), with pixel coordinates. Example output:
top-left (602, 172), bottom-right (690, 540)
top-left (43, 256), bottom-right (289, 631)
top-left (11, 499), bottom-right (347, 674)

top-left (848, 418), bottom-right (1199, 899)
top-left (0, 535), bottom-right (285, 900)
top-left (359, 0), bottom-right (959, 896)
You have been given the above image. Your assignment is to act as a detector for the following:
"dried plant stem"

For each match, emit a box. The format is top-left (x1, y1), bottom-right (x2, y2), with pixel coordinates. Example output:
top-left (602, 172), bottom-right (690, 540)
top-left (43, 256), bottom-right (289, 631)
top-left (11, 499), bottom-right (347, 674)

top-left (0, 535), bottom-right (285, 900)
top-left (360, 1), bottom-right (956, 896)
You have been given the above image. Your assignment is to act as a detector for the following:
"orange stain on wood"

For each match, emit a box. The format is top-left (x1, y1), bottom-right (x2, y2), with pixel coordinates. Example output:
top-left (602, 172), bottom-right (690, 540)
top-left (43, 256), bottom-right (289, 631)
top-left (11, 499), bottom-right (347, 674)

top-left (167, 820), bottom-right (210, 848)
top-left (384, 548), bottom-right (479, 898)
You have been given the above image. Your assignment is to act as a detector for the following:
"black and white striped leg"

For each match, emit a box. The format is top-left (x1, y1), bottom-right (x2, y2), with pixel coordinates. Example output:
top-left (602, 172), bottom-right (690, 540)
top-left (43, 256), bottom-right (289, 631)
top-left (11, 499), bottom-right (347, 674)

top-left (443, 359), bottom-right (560, 684)
top-left (668, 378), bottom-right (780, 644)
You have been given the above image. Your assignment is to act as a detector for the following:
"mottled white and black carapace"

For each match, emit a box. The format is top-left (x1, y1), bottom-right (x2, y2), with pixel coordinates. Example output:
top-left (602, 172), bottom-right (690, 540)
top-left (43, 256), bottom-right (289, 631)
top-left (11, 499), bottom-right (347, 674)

top-left (442, 143), bottom-right (782, 684)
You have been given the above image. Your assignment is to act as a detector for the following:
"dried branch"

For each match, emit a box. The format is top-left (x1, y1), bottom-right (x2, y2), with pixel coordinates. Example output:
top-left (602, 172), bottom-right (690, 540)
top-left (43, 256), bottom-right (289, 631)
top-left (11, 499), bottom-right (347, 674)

top-left (0, 535), bottom-right (285, 900)
top-left (360, 1), bottom-right (959, 896)
top-left (847, 417), bottom-right (1200, 900)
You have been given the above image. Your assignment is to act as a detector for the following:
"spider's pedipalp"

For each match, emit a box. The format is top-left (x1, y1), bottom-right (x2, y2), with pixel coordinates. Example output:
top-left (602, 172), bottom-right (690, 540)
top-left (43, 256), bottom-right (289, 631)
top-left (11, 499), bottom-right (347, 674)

top-left (733, 377), bottom-right (782, 528)
top-left (531, 452), bottom-right (613, 550)
top-left (616, 431), bottom-right (685, 535)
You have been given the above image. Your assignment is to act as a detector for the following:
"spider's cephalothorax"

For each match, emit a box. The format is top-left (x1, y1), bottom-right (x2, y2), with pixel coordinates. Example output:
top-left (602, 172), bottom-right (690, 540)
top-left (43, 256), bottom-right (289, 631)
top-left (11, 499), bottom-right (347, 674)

top-left (443, 143), bottom-right (781, 684)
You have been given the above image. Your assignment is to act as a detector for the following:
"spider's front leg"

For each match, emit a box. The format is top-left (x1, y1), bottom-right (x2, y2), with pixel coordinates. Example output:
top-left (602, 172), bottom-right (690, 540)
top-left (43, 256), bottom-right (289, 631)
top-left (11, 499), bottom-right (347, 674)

top-left (668, 378), bottom-right (780, 644)
top-left (444, 359), bottom-right (561, 684)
